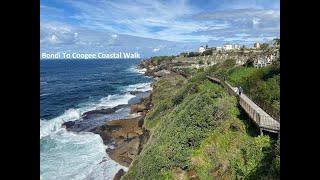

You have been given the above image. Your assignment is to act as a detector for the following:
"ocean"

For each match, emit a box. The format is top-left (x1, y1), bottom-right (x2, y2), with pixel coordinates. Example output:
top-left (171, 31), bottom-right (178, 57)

top-left (40, 59), bottom-right (152, 180)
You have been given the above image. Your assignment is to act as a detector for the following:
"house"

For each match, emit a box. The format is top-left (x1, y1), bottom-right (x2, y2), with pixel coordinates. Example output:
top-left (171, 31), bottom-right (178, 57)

top-left (199, 46), bottom-right (206, 53)
top-left (253, 56), bottom-right (273, 68)
top-left (216, 46), bottom-right (222, 51)
top-left (253, 42), bottom-right (260, 49)
top-left (223, 44), bottom-right (233, 50)
top-left (236, 59), bottom-right (246, 65)
top-left (233, 44), bottom-right (240, 50)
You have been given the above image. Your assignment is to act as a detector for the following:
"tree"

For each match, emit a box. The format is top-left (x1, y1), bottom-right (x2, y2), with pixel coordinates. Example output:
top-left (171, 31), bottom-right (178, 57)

top-left (180, 52), bottom-right (188, 57)
top-left (260, 43), bottom-right (269, 50)
top-left (273, 38), bottom-right (280, 47)
top-left (188, 52), bottom-right (200, 57)
top-left (202, 49), bottom-right (213, 56)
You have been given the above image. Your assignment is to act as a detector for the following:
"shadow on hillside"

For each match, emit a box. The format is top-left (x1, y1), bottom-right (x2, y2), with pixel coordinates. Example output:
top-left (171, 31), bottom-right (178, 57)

top-left (245, 139), bottom-right (280, 180)
top-left (237, 105), bottom-right (260, 137)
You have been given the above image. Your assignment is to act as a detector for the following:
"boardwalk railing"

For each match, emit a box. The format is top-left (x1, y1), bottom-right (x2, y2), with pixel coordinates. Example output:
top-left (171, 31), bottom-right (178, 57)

top-left (206, 75), bottom-right (280, 134)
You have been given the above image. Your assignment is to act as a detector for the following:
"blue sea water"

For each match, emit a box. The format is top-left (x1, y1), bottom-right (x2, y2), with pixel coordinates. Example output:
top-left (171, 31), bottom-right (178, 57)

top-left (40, 59), bottom-right (151, 180)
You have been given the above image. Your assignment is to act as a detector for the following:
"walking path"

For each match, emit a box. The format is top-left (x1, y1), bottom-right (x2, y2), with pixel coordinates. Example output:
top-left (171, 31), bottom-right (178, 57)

top-left (206, 75), bottom-right (280, 134)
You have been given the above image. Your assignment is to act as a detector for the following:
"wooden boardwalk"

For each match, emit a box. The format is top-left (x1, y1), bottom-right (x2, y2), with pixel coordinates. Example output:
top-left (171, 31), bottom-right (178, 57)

top-left (206, 76), bottom-right (280, 134)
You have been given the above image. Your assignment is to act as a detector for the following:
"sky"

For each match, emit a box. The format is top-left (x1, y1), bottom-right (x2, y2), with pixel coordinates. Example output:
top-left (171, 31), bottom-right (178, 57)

top-left (40, 0), bottom-right (280, 57)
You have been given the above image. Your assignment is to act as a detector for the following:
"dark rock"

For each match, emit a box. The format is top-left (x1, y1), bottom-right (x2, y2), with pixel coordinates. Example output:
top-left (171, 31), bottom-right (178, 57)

top-left (153, 69), bottom-right (171, 77)
top-left (96, 116), bottom-right (148, 167)
top-left (138, 128), bottom-right (150, 153)
top-left (113, 169), bottom-right (125, 180)
top-left (130, 104), bottom-right (146, 113)
top-left (63, 104), bottom-right (131, 132)
top-left (229, 123), bottom-right (241, 131)
top-left (62, 121), bottom-right (75, 129)
top-left (82, 104), bottom-right (127, 118)
top-left (129, 91), bottom-right (142, 95)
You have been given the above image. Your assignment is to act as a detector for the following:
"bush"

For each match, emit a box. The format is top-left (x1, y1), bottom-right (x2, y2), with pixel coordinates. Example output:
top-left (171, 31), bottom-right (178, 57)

top-left (124, 62), bottom-right (280, 179)
top-left (123, 76), bottom-right (233, 179)
top-left (187, 52), bottom-right (200, 57)
top-left (221, 59), bottom-right (236, 69)
top-left (202, 49), bottom-right (213, 56)
top-left (151, 56), bottom-right (175, 65)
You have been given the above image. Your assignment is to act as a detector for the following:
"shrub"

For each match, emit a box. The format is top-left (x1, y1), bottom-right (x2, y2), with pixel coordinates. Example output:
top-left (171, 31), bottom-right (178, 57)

top-left (123, 76), bottom-right (234, 179)
top-left (151, 56), bottom-right (175, 65)
top-left (187, 52), bottom-right (200, 57)
top-left (202, 49), bottom-right (213, 56)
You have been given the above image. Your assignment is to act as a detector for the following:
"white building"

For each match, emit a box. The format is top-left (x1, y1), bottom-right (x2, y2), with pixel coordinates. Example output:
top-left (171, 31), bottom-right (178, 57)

top-left (253, 42), bottom-right (260, 49)
top-left (233, 44), bottom-right (240, 50)
top-left (223, 44), bottom-right (233, 50)
top-left (254, 57), bottom-right (272, 68)
top-left (216, 47), bottom-right (222, 51)
top-left (199, 46), bottom-right (206, 53)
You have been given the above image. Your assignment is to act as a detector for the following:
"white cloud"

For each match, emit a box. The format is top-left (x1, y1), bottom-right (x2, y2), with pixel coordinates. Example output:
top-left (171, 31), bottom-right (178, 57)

top-left (152, 48), bottom-right (160, 52)
top-left (40, 0), bottom-right (279, 56)
top-left (49, 35), bottom-right (58, 43)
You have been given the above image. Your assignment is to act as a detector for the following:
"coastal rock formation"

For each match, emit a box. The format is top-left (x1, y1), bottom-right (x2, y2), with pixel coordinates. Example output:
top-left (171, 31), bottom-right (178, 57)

top-left (92, 93), bottom-right (152, 167)
top-left (93, 116), bottom-right (149, 167)
top-left (153, 69), bottom-right (171, 77)
top-left (62, 104), bottom-right (130, 132)
top-left (130, 104), bottom-right (146, 113)
top-left (113, 169), bottom-right (125, 180)
top-left (62, 89), bottom-right (152, 169)
top-left (129, 91), bottom-right (141, 95)
top-left (82, 104), bottom-right (127, 119)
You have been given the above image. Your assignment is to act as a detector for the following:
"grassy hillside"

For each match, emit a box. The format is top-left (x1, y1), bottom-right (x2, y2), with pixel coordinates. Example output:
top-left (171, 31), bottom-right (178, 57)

top-left (206, 59), bottom-right (280, 120)
top-left (122, 71), bottom-right (279, 179)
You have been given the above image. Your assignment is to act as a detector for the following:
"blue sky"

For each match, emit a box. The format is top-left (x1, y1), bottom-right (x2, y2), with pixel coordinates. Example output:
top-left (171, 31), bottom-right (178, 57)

top-left (40, 0), bottom-right (279, 57)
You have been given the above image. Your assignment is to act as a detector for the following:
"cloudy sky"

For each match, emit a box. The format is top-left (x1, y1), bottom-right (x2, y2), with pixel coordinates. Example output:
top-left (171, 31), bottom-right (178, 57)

top-left (40, 0), bottom-right (280, 57)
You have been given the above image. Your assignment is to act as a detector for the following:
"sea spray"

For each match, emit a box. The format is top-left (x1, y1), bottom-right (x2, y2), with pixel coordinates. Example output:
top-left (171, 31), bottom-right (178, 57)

top-left (40, 60), bottom-right (152, 179)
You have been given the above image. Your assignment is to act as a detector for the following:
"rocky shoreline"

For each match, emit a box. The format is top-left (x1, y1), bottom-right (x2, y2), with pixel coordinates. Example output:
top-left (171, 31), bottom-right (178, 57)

top-left (61, 77), bottom-right (156, 180)
top-left (91, 93), bottom-right (152, 167)
top-left (61, 59), bottom-right (177, 179)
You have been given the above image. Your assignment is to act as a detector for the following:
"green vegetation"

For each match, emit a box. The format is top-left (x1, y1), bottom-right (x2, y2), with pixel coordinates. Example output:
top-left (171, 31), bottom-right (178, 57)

top-left (187, 52), bottom-right (200, 57)
top-left (273, 38), bottom-right (280, 46)
top-left (177, 67), bottom-right (196, 76)
top-left (201, 49), bottom-right (213, 56)
top-left (123, 48), bottom-right (280, 179)
top-left (151, 56), bottom-right (176, 65)
top-left (207, 59), bottom-right (280, 119)
top-left (192, 120), bottom-right (279, 179)
top-left (260, 43), bottom-right (269, 50)
top-left (228, 62), bottom-right (280, 118)
top-left (144, 75), bottom-right (187, 129)
top-left (123, 70), bottom-right (279, 179)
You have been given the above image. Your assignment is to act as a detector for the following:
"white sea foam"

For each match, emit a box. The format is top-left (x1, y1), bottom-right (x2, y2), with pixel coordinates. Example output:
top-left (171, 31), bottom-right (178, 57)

top-left (97, 93), bottom-right (135, 108)
top-left (125, 82), bottom-right (152, 92)
top-left (40, 90), bottom-right (138, 140)
top-left (40, 108), bottom-right (81, 139)
top-left (40, 129), bottom-right (127, 180)
top-left (134, 68), bottom-right (147, 74)
top-left (40, 92), bottom-right (132, 179)
top-left (127, 66), bottom-right (147, 74)
top-left (40, 80), bottom-right (151, 179)
top-left (40, 93), bottom-right (52, 97)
